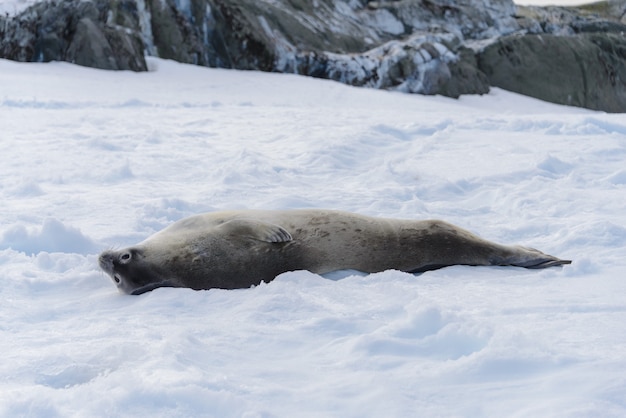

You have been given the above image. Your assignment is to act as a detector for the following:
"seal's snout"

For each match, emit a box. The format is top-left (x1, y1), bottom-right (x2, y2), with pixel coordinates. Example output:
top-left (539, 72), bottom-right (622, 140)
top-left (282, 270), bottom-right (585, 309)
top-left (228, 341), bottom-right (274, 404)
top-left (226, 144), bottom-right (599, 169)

top-left (97, 248), bottom-right (161, 295)
top-left (98, 251), bottom-right (125, 287)
top-left (98, 251), bottom-right (115, 274)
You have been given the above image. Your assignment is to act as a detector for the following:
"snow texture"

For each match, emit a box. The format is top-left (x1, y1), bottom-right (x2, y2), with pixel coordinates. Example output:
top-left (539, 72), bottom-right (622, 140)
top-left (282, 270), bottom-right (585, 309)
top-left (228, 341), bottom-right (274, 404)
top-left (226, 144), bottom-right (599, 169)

top-left (1, 57), bottom-right (626, 417)
top-left (0, 0), bottom-right (39, 15)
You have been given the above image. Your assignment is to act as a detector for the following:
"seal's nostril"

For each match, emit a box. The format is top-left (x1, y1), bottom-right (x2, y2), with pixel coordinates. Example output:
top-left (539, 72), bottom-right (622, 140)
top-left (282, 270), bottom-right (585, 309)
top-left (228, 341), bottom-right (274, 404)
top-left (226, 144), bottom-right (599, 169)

top-left (114, 274), bottom-right (122, 284)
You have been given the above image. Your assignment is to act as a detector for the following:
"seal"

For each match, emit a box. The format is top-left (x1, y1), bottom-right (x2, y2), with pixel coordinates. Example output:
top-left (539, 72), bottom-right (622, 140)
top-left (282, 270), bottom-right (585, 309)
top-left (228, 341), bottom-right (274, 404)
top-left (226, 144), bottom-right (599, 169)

top-left (98, 209), bottom-right (571, 295)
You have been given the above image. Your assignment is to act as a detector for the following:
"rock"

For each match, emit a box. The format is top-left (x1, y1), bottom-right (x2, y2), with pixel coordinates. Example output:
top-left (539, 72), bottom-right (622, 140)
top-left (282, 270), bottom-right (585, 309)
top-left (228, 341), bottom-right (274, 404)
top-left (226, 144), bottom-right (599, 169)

top-left (0, 0), bottom-right (518, 95)
top-left (290, 32), bottom-right (489, 97)
top-left (66, 18), bottom-right (118, 70)
top-left (203, 1), bottom-right (275, 70)
top-left (146, 0), bottom-right (199, 64)
top-left (515, 1), bottom-right (626, 35)
top-left (0, 0), bottom-right (146, 71)
top-left (477, 32), bottom-right (626, 112)
top-left (135, 0), bottom-right (504, 97)
top-left (103, 24), bottom-right (147, 71)
top-left (1, 0), bottom-right (625, 111)
top-left (440, 47), bottom-right (490, 98)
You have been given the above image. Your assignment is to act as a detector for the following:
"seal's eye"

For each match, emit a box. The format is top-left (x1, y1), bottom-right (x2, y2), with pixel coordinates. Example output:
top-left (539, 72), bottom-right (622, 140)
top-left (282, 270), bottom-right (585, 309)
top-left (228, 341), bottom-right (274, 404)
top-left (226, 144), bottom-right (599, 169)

top-left (119, 251), bottom-right (132, 264)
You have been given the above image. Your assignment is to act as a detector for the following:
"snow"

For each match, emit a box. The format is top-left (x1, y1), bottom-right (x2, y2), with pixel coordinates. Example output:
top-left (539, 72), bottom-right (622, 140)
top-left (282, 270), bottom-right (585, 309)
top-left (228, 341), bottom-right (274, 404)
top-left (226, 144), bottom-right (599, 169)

top-left (1, 56), bottom-right (626, 417)
top-left (0, 0), bottom-right (35, 15)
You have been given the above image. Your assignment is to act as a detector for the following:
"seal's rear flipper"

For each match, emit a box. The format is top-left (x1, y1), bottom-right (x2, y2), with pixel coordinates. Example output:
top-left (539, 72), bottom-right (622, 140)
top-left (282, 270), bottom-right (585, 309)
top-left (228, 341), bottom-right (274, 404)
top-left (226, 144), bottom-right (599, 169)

top-left (506, 246), bottom-right (572, 269)
top-left (521, 259), bottom-right (572, 269)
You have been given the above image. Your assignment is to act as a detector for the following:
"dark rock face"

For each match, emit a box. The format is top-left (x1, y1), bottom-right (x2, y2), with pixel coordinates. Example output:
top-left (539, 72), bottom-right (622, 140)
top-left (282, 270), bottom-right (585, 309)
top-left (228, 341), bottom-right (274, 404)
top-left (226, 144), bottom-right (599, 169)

top-left (136, 0), bottom-right (509, 97)
top-left (442, 47), bottom-right (491, 98)
top-left (1, 0), bottom-right (625, 111)
top-left (478, 33), bottom-right (626, 112)
top-left (0, 0), bottom-right (146, 71)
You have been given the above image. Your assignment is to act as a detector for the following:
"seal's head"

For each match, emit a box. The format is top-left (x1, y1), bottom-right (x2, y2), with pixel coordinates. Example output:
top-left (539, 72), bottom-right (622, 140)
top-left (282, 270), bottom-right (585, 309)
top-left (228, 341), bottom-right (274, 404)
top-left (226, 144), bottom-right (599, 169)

top-left (98, 248), bottom-right (176, 295)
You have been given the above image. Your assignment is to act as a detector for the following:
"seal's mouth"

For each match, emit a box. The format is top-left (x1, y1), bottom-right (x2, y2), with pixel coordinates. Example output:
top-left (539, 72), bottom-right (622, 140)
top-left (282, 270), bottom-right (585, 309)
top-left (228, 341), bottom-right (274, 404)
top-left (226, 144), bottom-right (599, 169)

top-left (128, 280), bottom-right (177, 295)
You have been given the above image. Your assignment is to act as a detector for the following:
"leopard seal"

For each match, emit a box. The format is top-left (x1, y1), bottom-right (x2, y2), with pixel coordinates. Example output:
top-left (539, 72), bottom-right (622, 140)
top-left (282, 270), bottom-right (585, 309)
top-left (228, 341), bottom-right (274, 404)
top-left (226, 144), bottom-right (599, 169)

top-left (98, 209), bottom-right (571, 295)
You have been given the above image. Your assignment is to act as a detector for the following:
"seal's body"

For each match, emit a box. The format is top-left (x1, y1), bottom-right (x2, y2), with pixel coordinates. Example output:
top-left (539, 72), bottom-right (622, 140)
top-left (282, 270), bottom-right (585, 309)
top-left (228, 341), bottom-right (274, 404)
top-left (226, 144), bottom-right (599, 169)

top-left (99, 210), bottom-right (571, 295)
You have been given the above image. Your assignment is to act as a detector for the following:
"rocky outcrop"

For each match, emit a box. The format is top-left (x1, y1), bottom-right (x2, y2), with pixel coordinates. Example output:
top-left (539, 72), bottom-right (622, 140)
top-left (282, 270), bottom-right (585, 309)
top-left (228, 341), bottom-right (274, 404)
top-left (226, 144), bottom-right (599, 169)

top-left (1, 0), bottom-right (625, 111)
top-left (475, 1), bottom-right (626, 112)
top-left (0, 0), bottom-right (146, 71)
top-left (515, 1), bottom-right (626, 35)
top-left (136, 0), bottom-right (516, 97)
top-left (290, 32), bottom-right (490, 96)
top-left (477, 32), bottom-right (626, 113)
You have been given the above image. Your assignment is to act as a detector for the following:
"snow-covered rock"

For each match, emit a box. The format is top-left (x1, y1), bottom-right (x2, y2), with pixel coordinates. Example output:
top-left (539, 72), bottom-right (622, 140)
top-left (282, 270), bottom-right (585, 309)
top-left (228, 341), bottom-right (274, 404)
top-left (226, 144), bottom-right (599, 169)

top-left (1, 0), bottom-right (625, 111)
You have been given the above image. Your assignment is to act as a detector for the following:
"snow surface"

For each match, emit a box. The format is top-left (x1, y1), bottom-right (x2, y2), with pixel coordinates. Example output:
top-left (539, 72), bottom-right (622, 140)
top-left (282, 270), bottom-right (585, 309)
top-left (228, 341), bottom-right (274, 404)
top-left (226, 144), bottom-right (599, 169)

top-left (1, 57), bottom-right (626, 417)
top-left (0, 0), bottom-right (37, 15)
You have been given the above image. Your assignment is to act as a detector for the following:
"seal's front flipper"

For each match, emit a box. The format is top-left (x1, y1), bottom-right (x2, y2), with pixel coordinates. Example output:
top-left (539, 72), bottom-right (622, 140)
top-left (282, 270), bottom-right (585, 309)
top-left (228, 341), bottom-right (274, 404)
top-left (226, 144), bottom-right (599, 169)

top-left (219, 219), bottom-right (293, 243)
